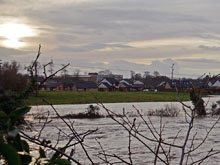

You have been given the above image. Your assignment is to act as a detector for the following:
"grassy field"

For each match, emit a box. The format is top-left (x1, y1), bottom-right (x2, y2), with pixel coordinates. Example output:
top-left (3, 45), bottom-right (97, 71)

top-left (25, 91), bottom-right (190, 105)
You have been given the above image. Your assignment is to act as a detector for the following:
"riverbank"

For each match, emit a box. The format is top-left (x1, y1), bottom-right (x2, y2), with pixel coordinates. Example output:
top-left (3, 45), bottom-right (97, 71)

top-left (25, 91), bottom-right (190, 105)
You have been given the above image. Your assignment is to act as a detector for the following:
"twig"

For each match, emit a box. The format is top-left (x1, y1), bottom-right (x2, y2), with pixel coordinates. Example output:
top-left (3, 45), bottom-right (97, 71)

top-left (42, 99), bottom-right (95, 165)
top-left (179, 108), bottom-right (195, 164)
top-left (37, 111), bottom-right (51, 139)
top-left (95, 138), bottom-right (109, 164)
top-left (20, 131), bottom-right (81, 165)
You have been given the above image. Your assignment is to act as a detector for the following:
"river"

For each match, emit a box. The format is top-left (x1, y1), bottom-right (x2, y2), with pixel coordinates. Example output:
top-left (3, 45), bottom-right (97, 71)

top-left (26, 95), bottom-right (220, 164)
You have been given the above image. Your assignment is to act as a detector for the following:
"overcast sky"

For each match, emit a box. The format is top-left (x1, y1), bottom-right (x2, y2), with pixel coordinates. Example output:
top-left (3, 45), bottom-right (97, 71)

top-left (0, 0), bottom-right (220, 78)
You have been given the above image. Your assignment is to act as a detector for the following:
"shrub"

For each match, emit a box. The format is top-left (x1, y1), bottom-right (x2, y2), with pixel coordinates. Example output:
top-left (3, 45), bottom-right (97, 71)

top-left (0, 61), bottom-right (28, 92)
top-left (147, 104), bottom-right (180, 117)
top-left (190, 89), bottom-right (206, 116)
top-left (211, 101), bottom-right (220, 116)
top-left (87, 104), bottom-right (100, 116)
top-left (56, 105), bottom-right (104, 119)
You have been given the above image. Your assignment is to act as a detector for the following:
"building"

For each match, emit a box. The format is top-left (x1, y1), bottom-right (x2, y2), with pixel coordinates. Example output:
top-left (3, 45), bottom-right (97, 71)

top-left (72, 81), bottom-right (98, 92)
top-left (98, 78), bottom-right (119, 91)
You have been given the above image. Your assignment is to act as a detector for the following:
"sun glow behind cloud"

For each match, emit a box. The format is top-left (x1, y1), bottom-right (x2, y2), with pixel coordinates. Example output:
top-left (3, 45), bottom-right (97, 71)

top-left (0, 23), bottom-right (36, 48)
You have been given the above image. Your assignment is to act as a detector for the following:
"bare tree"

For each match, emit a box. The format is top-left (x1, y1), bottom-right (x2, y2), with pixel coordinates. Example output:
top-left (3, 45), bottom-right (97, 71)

top-left (0, 61), bottom-right (28, 91)
top-left (134, 73), bottom-right (142, 80)
top-left (90, 88), bottom-right (220, 164)
top-left (73, 69), bottom-right (81, 81)
top-left (130, 70), bottom-right (135, 80)
top-left (143, 71), bottom-right (151, 78)
top-left (153, 71), bottom-right (160, 77)
top-left (21, 99), bottom-right (98, 165)
top-left (48, 59), bottom-right (54, 75)
top-left (60, 64), bottom-right (69, 78)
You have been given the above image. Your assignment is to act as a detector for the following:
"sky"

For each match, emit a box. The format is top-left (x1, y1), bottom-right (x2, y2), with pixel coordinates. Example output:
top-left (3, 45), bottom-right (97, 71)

top-left (0, 0), bottom-right (220, 78)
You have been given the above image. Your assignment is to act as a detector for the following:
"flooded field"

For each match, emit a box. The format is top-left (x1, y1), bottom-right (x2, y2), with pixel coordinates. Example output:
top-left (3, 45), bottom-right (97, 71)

top-left (26, 96), bottom-right (220, 164)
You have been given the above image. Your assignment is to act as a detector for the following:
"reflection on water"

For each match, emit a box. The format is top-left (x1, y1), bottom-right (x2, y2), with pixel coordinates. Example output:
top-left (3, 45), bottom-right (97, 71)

top-left (26, 95), bottom-right (220, 164)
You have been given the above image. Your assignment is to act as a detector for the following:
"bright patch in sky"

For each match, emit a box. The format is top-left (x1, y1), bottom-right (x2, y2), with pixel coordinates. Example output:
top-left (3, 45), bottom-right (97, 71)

top-left (0, 23), bottom-right (36, 48)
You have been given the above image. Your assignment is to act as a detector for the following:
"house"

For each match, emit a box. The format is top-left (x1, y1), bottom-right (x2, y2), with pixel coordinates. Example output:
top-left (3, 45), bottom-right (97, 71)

top-left (211, 80), bottom-right (220, 88)
top-left (100, 78), bottom-right (119, 86)
top-left (66, 75), bottom-right (97, 82)
top-left (119, 79), bottom-right (133, 86)
top-left (119, 79), bottom-right (133, 91)
top-left (62, 81), bottom-right (74, 91)
top-left (42, 80), bottom-right (63, 91)
top-left (156, 81), bottom-right (166, 89)
top-left (98, 82), bottom-right (115, 91)
top-left (191, 80), bottom-right (205, 88)
top-left (35, 76), bottom-right (45, 85)
top-left (164, 80), bottom-right (192, 90)
top-left (72, 81), bottom-right (98, 92)
top-left (119, 83), bottom-right (133, 91)
top-left (132, 80), bottom-right (144, 91)
top-left (97, 74), bottom-right (123, 82)
top-left (98, 78), bottom-right (119, 91)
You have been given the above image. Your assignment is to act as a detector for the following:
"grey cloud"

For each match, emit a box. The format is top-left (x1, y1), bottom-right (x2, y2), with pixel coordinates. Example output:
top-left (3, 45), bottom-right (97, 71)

top-left (146, 59), bottom-right (180, 75)
top-left (109, 60), bottom-right (147, 71)
top-left (56, 34), bottom-right (78, 43)
top-left (49, 57), bottom-right (220, 78)
top-left (23, 0), bottom-right (216, 43)
top-left (55, 43), bottom-right (133, 52)
top-left (68, 59), bottom-right (181, 78)
top-left (177, 58), bottom-right (220, 70)
top-left (177, 58), bottom-right (220, 64)
top-left (68, 60), bottom-right (148, 78)
top-left (1, 0), bottom-right (220, 77)
top-left (195, 33), bottom-right (220, 40)
top-left (199, 45), bottom-right (220, 51)
top-left (0, 47), bottom-right (31, 59)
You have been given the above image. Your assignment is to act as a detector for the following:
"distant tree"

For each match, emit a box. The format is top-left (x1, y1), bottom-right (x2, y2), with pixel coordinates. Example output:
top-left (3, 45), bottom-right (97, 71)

top-left (73, 69), bottom-right (81, 81)
top-left (98, 69), bottom-right (112, 75)
top-left (0, 61), bottom-right (28, 91)
top-left (143, 71), bottom-right (151, 78)
top-left (48, 59), bottom-right (54, 75)
top-left (60, 64), bottom-right (68, 78)
top-left (134, 73), bottom-right (142, 80)
top-left (130, 70), bottom-right (135, 80)
top-left (153, 71), bottom-right (160, 77)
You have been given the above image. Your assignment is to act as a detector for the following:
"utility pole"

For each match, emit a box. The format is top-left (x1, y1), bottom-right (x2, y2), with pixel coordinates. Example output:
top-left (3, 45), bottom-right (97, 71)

top-left (171, 64), bottom-right (174, 81)
top-left (0, 60), bottom-right (2, 73)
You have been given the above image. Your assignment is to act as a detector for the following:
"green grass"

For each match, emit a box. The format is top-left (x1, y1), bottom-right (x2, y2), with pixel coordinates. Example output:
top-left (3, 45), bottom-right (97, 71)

top-left (25, 91), bottom-right (190, 106)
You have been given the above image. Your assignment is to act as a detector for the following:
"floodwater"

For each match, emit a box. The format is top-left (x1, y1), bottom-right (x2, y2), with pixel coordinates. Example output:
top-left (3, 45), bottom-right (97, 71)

top-left (25, 96), bottom-right (220, 164)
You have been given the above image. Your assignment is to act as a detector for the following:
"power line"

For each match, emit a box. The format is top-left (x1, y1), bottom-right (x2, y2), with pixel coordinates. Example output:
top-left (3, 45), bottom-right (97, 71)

top-left (171, 64), bottom-right (174, 80)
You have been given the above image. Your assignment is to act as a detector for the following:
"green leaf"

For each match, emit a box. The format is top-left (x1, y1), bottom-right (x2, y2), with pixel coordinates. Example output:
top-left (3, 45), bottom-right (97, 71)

top-left (51, 151), bottom-right (60, 160)
top-left (0, 143), bottom-right (21, 165)
top-left (20, 154), bottom-right (32, 165)
top-left (0, 111), bottom-right (8, 123)
top-left (49, 158), bottom-right (71, 165)
top-left (9, 107), bottom-right (31, 125)
top-left (51, 148), bottom-right (65, 160)
top-left (39, 147), bottom-right (46, 158)
top-left (0, 111), bottom-right (9, 131)
top-left (21, 140), bottom-right (30, 153)
top-left (0, 111), bottom-right (8, 118)
top-left (9, 134), bottom-right (23, 151)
